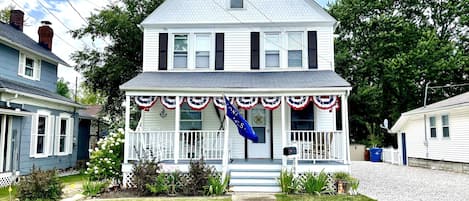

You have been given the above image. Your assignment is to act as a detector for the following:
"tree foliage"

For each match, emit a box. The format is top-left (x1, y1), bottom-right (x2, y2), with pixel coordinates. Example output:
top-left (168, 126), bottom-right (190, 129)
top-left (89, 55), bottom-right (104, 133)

top-left (71, 0), bottom-right (164, 121)
top-left (57, 78), bottom-right (71, 98)
top-left (329, 0), bottom-right (468, 143)
top-left (0, 5), bottom-right (13, 23)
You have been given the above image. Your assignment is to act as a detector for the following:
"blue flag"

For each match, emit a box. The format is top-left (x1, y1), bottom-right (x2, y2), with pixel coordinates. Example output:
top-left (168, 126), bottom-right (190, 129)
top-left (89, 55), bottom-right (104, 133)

top-left (225, 96), bottom-right (258, 143)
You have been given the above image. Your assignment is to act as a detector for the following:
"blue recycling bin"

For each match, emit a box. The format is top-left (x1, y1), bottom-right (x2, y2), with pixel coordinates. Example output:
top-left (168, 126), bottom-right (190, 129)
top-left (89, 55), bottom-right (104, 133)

top-left (369, 148), bottom-right (383, 162)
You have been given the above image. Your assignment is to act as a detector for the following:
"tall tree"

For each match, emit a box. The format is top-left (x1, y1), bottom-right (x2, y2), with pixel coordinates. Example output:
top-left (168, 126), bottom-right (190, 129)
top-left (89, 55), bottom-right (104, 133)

top-left (57, 78), bottom-right (71, 98)
top-left (0, 5), bottom-right (14, 23)
top-left (71, 0), bottom-right (164, 121)
top-left (329, 0), bottom-right (468, 143)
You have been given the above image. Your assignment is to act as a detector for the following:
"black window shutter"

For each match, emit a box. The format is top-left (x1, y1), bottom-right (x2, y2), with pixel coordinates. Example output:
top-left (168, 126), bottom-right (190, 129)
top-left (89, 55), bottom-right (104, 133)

top-left (251, 32), bottom-right (260, 70)
top-left (158, 33), bottom-right (168, 70)
top-left (308, 31), bottom-right (318, 69)
top-left (215, 33), bottom-right (225, 70)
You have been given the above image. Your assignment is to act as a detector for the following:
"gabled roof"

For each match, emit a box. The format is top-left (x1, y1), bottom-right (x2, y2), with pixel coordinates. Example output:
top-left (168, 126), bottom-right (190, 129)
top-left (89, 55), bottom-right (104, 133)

top-left (391, 91), bottom-right (469, 132)
top-left (141, 0), bottom-right (336, 27)
top-left (0, 77), bottom-right (81, 108)
top-left (120, 70), bottom-right (351, 91)
top-left (0, 22), bottom-right (68, 66)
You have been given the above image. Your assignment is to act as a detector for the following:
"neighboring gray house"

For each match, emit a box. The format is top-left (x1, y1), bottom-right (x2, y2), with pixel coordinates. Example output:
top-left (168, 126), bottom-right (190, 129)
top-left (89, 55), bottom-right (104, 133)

top-left (0, 10), bottom-right (82, 186)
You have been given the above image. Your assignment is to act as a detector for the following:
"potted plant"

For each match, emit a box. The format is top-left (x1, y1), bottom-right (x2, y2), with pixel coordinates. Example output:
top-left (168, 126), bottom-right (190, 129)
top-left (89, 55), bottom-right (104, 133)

top-left (333, 172), bottom-right (351, 194)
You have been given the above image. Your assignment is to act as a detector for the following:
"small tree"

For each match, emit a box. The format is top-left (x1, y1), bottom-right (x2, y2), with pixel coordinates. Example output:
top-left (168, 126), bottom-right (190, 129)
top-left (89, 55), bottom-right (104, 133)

top-left (57, 78), bottom-right (71, 98)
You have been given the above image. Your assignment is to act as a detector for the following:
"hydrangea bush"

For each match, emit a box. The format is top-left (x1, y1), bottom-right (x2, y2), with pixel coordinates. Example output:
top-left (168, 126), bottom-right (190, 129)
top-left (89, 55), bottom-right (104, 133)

top-left (86, 128), bottom-right (125, 181)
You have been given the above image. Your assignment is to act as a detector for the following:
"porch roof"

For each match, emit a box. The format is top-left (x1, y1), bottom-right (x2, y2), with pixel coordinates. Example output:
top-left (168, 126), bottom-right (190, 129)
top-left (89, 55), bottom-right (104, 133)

top-left (120, 70), bottom-right (351, 91)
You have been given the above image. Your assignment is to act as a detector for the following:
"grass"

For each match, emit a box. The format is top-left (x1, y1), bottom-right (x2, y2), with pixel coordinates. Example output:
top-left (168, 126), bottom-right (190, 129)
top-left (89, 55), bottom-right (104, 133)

top-left (93, 198), bottom-right (231, 201)
top-left (276, 194), bottom-right (376, 201)
top-left (0, 173), bottom-right (88, 201)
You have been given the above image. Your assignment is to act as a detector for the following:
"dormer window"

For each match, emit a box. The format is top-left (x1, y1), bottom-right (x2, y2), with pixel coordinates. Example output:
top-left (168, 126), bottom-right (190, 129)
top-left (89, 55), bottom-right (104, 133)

top-left (18, 52), bottom-right (41, 80)
top-left (230, 0), bottom-right (244, 9)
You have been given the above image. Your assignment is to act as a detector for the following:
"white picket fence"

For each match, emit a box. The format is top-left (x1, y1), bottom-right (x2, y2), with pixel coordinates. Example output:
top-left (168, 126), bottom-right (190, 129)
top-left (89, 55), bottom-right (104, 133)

top-left (382, 147), bottom-right (401, 165)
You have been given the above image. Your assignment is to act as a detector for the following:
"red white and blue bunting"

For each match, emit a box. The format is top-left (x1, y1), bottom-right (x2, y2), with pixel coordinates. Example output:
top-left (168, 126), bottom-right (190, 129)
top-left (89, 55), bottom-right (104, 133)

top-left (186, 97), bottom-right (211, 110)
top-left (135, 96), bottom-right (158, 111)
top-left (161, 96), bottom-right (184, 109)
top-left (134, 95), bottom-right (341, 111)
top-left (236, 97), bottom-right (259, 110)
top-left (261, 97), bottom-right (282, 110)
top-left (286, 96), bottom-right (310, 110)
top-left (312, 96), bottom-right (340, 111)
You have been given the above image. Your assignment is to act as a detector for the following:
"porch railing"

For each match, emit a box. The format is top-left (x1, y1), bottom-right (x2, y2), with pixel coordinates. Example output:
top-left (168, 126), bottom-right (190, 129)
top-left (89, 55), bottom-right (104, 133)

top-left (127, 130), bottom-right (225, 161)
top-left (287, 130), bottom-right (344, 161)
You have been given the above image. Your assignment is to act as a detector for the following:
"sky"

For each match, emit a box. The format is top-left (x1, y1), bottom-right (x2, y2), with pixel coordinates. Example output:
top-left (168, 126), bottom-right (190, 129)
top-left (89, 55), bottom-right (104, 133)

top-left (0, 0), bottom-right (334, 90)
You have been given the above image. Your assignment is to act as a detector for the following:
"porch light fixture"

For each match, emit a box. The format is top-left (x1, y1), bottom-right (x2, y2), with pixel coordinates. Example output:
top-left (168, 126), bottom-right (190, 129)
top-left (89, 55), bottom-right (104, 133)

top-left (160, 108), bottom-right (167, 118)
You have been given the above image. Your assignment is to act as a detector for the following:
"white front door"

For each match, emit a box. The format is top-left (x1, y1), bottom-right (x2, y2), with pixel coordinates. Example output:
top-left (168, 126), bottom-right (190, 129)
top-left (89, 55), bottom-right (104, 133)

top-left (247, 105), bottom-right (271, 159)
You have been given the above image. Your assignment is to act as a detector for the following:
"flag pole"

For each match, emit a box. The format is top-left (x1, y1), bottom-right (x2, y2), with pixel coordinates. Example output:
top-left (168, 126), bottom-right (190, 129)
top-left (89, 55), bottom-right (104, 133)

top-left (221, 94), bottom-right (230, 182)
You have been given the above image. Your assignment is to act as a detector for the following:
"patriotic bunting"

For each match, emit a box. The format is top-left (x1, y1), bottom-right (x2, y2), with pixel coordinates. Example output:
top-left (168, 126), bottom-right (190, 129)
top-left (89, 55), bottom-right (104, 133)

top-left (236, 97), bottom-right (259, 110)
top-left (161, 96), bottom-right (184, 109)
top-left (312, 96), bottom-right (340, 111)
top-left (286, 96), bottom-right (310, 110)
top-left (261, 97), bottom-right (282, 110)
top-left (186, 97), bottom-right (211, 110)
top-left (135, 96), bottom-right (158, 111)
top-left (213, 97), bottom-right (227, 110)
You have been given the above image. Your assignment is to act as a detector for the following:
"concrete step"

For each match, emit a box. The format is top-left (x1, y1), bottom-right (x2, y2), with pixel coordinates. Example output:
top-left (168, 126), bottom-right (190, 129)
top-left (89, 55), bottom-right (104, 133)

top-left (230, 171), bottom-right (280, 179)
top-left (230, 186), bottom-right (281, 193)
top-left (229, 164), bottom-right (282, 172)
top-left (230, 178), bottom-right (279, 186)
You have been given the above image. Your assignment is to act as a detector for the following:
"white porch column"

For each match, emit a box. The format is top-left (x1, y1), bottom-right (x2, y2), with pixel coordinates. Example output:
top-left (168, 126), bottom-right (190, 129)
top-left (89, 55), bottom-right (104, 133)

top-left (124, 95), bottom-right (130, 164)
top-left (341, 93), bottom-right (350, 164)
top-left (221, 99), bottom-right (230, 181)
top-left (174, 96), bottom-right (181, 164)
top-left (281, 96), bottom-right (287, 168)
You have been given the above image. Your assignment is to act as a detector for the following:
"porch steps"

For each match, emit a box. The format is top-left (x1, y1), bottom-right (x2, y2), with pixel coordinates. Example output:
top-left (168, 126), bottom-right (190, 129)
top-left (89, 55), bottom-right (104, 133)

top-left (229, 165), bottom-right (282, 193)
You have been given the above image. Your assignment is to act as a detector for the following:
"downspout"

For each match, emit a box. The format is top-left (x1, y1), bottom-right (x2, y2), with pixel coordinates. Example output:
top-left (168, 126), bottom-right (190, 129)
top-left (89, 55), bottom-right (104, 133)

top-left (423, 83), bottom-right (430, 158)
top-left (6, 94), bottom-right (19, 108)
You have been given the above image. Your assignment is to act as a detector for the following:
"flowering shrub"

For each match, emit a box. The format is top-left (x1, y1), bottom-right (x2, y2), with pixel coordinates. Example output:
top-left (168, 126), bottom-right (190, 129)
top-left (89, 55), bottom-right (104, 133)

top-left (85, 128), bottom-right (125, 181)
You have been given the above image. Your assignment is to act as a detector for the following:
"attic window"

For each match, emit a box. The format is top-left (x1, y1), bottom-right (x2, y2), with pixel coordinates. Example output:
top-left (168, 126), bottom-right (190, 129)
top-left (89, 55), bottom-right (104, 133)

top-left (230, 0), bottom-right (243, 9)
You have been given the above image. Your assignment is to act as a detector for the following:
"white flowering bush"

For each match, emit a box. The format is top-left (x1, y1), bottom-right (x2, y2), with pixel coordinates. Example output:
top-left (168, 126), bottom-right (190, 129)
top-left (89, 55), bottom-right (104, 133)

top-left (85, 128), bottom-right (125, 181)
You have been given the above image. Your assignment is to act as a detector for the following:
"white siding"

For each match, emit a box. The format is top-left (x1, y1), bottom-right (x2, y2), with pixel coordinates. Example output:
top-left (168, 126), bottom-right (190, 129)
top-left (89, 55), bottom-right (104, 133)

top-left (315, 26), bottom-right (334, 71)
top-left (141, 103), bottom-right (175, 131)
top-left (272, 109), bottom-right (282, 159)
top-left (143, 29), bottom-right (159, 72)
top-left (315, 105), bottom-right (335, 131)
top-left (224, 31), bottom-right (251, 71)
top-left (400, 106), bottom-right (469, 163)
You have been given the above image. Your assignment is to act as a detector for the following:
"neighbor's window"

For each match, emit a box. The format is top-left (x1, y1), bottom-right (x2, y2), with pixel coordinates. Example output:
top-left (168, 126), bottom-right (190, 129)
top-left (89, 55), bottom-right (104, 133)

top-left (442, 115), bottom-right (449, 138)
top-left (36, 115), bottom-right (47, 154)
top-left (58, 118), bottom-right (68, 153)
top-left (195, 34), bottom-right (210, 68)
top-left (288, 32), bottom-right (303, 67)
top-left (429, 116), bottom-right (436, 138)
top-left (265, 33), bottom-right (281, 68)
top-left (19, 53), bottom-right (41, 80)
top-left (180, 103), bottom-right (202, 130)
top-left (174, 34), bottom-right (188, 68)
top-left (230, 0), bottom-right (243, 8)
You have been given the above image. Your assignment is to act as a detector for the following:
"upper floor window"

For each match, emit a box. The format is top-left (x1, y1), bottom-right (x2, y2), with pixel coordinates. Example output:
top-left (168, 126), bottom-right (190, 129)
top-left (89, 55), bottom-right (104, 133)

top-left (288, 32), bottom-right (303, 67)
top-left (442, 115), bottom-right (449, 138)
top-left (174, 34), bottom-right (188, 68)
top-left (196, 34), bottom-right (210, 68)
top-left (18, 53), bottom-right (41, 80)
top-left (429, 116), bottom-right (436, 138)
top-left (265, 33), bottom-right (281, 68)
top-left (230, 0), bottom-right (244, 9)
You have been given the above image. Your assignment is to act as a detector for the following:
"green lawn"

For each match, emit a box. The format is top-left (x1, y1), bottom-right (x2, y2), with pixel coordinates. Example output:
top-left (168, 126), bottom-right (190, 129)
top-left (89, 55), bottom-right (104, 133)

top-left (276, 194), bottom-right (376, 201)
top-left (0, 173), bottom-right (87, 201)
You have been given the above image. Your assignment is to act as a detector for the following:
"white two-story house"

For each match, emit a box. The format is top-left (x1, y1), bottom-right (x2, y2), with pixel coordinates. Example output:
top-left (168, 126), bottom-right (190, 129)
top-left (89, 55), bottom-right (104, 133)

top-left (120, 0), bottom-right (351, 192)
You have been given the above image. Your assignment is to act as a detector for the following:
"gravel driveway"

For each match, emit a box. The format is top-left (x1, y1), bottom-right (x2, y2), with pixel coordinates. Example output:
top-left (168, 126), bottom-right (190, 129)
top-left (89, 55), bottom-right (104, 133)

top-left (351, 161), bottom-right (469, 201)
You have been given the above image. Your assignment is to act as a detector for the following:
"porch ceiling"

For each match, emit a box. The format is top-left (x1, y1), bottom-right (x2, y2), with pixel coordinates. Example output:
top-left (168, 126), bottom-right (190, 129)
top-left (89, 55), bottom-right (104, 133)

top-left (120, 70), bottom-right (351, 92)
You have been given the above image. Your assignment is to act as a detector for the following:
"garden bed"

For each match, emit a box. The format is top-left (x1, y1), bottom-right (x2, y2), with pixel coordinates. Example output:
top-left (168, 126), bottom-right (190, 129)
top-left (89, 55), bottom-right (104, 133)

top-left (276, 194), bottom-right (375, 201)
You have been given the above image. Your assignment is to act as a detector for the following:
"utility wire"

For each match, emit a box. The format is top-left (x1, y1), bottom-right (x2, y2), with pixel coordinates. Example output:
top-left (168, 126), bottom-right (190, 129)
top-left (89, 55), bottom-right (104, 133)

top-left (429, 83), bottom-right (469, 89)
top-left (66, 0), bottom-right (88, 24)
